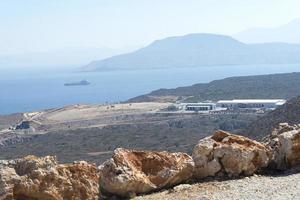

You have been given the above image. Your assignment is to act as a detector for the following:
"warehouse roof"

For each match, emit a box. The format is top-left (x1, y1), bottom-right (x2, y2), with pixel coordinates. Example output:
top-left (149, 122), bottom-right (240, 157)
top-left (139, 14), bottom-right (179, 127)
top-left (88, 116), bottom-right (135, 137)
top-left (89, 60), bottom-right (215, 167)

top-left (217, 99), bottom-right (286, 105)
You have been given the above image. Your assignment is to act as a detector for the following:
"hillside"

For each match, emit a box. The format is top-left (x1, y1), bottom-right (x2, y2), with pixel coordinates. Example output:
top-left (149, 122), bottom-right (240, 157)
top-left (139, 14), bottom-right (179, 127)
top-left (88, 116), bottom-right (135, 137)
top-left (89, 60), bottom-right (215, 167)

top-left (245, 96), bottom-right (300, 139)
top-left (83, 33), bottom-right (300, 71)
top-left (0, 103), bottom-right (258, 164)
top-left (128, 72), bottom-right (300, 103)
top-left (0, 113), bottom-right (22, 130)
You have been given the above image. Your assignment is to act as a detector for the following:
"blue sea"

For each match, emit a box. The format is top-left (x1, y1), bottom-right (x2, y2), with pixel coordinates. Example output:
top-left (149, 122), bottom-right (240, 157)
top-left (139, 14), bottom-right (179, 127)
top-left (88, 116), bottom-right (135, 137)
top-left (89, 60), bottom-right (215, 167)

top-left (0, 64), bottom-right (300, 115)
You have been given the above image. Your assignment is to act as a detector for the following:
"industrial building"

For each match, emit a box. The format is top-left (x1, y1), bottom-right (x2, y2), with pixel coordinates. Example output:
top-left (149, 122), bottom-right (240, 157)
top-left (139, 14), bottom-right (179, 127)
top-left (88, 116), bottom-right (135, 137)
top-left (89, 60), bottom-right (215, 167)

top-left (179, 99), bottom-right (286, 113)
top-left (184, 103), bottom-right (217, 111)
top-left (217, 99), bottom-right (286, 110)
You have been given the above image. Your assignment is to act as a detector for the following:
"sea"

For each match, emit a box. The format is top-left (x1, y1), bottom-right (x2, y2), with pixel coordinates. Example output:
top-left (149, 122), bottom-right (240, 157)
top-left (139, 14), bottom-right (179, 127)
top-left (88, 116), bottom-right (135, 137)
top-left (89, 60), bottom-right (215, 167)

top-left (0, 64), bottom-right (300, 115)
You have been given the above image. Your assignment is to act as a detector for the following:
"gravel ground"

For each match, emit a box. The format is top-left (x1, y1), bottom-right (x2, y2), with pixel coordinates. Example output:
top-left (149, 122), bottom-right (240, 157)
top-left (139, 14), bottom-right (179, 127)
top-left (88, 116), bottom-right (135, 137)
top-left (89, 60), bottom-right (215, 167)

top-left (134, 167), bottom-right (300, 200)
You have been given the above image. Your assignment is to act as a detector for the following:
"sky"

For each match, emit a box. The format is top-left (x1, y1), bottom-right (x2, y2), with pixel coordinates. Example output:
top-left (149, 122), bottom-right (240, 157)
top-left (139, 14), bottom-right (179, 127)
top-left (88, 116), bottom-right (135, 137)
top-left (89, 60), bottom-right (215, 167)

top-left (1, 0), bottom-right (300, 56)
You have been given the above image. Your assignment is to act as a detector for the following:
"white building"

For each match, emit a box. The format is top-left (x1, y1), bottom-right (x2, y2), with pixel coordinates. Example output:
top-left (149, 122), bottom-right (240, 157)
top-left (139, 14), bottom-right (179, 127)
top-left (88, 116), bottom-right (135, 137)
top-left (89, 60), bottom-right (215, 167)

top-left (217, 99), bottom-right (286, 110)
top-left (184, 103), bottom-right (217, 111)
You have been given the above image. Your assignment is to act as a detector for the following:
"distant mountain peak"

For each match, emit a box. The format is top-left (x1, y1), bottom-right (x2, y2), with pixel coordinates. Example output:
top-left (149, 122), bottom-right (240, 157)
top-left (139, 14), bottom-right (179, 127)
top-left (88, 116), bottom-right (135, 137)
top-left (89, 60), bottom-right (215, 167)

top-left (234, 19), bottom-right (300, 44)
top-left (286, 18), bottom-right (300, 25)
top-left (83, 32), bottom-right (300, 72)
top-left (150, 33), bottom-right (244, 45)
top-left (138, 33), bottom-right (245, 54)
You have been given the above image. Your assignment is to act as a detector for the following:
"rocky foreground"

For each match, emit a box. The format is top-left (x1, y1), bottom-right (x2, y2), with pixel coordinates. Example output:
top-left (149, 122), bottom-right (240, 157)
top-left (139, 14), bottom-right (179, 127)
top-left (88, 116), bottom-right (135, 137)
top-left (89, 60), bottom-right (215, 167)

top-left (1, 123), bottom-right (300, 199)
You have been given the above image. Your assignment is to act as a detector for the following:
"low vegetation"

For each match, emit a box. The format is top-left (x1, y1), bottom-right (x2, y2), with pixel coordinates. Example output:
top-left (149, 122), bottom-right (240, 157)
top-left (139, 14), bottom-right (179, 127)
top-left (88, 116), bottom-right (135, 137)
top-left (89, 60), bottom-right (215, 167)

top-left (129, 72), bottom-right (300, 103)
top-left (0, 113), bottom-right (258, 164)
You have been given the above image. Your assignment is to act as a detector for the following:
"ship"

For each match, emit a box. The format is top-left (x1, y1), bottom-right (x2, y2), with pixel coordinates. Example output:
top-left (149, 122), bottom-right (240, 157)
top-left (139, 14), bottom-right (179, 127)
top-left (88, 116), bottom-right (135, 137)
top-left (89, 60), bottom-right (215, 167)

top-left (64, 80), bottom-right (91, 86)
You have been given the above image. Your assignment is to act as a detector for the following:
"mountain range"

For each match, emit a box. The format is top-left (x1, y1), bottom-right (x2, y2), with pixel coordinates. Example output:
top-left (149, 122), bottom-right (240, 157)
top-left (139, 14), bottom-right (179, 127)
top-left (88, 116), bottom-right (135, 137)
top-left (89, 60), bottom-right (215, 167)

top-left (83, 33), bottom-right (300, 71)
top-left (235, 19), bottom-right (300, 44)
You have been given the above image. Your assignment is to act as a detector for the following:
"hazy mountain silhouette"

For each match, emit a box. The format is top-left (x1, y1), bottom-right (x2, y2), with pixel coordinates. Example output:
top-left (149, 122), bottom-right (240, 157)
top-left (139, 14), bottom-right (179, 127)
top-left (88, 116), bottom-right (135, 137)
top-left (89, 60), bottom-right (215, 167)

top-left (0, 46), bottom-right (138, 68)
top-left (83, 33), bottom-right (300, 71)
top-left (235, 19), bottom-right (300, 44)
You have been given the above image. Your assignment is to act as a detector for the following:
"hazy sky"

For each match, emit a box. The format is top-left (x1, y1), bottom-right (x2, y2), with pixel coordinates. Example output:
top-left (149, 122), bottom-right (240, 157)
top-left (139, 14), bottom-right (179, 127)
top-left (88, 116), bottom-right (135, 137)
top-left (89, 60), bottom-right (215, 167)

top-left (1, 0), bottom-right (300, 55)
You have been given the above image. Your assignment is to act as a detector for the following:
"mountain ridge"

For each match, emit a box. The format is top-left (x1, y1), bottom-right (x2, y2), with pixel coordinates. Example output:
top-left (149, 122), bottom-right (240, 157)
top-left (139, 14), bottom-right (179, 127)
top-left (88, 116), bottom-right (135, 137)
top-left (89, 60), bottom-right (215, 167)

top-left (83, 33), bottom-right (300, 71)
top-left (235, 19), bottom-right (300, 44)
top-left (128, 72), bottom-right (300, 103)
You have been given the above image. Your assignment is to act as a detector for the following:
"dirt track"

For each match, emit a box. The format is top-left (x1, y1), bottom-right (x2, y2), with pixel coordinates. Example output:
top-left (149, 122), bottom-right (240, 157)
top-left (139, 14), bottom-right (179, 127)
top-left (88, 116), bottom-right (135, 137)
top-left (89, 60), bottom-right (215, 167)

top-left (135, 167), bottom-right (300, 200)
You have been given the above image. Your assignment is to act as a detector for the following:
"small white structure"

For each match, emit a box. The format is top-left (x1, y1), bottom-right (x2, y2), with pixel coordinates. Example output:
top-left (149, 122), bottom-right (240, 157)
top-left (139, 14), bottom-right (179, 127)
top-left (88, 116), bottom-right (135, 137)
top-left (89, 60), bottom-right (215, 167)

top-left (217, 99), bottom-right (286, 110)
top-left (184, 103), bottom-right (217, 111)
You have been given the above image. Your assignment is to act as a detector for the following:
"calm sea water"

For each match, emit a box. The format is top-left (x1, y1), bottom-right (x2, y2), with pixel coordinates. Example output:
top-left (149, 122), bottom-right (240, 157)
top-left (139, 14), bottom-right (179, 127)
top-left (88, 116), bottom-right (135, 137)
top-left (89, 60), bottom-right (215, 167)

top-left (0, 64), bottom-right (300, 115)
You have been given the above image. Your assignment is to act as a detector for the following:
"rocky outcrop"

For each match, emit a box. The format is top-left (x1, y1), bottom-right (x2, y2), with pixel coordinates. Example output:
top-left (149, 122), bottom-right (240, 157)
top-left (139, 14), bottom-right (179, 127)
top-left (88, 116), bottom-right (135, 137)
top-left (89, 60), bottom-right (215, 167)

top-left (0, 131), bottom-right (33, 147)
top-left (98, 148), bottom-right (194, 197)
top-left (193, 130), bottom-right (270, 179)
top-left (4, 126), bottom-right (300, 199)
top-left (266, 123), bottom-right (300, 170)
top-left (0, 156), bottom-right (99, 200)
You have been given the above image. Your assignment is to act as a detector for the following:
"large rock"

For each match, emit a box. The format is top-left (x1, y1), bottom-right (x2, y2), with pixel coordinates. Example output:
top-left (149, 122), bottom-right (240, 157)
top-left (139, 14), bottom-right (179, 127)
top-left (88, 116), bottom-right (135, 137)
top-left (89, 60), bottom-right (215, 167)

top-left (0, 164), bottom-right (20, 200)
top-left (98, 148), bottom-right (194, 197)
top-left (193, 130), bottom-right (270, 179)
top-left (0, 156), bottom-right (99, 200)
top-left (266, 123), bottom-right (300, 170)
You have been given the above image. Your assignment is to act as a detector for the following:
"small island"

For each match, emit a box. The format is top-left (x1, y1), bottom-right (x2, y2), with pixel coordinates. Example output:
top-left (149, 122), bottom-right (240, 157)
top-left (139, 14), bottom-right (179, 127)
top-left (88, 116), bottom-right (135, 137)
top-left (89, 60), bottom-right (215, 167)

top-left (64, 80), bottom-right (91, 86)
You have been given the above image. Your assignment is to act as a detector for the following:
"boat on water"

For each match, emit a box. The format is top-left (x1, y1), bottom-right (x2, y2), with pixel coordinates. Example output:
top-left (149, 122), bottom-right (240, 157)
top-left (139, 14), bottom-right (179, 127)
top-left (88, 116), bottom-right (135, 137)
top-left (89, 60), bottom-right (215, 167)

top-left (64, 80), bottom-right (91, 86)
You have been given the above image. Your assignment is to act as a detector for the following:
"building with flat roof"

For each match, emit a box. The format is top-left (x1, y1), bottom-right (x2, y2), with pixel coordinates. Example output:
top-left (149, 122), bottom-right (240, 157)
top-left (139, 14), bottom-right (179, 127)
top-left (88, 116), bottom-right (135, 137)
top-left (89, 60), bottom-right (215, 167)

top-left (184, 103), bottom-right (217, 111)
top-left (217, 99), bottom-right (286, 110)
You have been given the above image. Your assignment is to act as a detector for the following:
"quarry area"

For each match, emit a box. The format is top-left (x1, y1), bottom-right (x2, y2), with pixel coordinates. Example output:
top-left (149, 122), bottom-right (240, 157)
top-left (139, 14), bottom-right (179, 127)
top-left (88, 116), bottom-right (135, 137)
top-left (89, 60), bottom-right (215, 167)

top-left (0, 102), bottom-right (174, 147)
top-left (1, 99), bottom-right (283, 135)
top-left (0, 101), bottom-right (261, 163)
top-left (9, 102), bottom-right (172, 132)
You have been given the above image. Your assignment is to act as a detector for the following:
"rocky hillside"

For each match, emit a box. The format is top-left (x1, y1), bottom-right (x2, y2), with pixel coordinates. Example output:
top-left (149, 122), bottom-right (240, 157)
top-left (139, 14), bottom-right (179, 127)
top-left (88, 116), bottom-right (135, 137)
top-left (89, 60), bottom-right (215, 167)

top-left (0, 103), bottom-right (259, 164)
top-left (128, 72), bottom-right (300, 103)
top-left (0, 113), bottom-right (258, 164)
top-left (0, 113), bottom-right (22, 130)
top-left (245, 95), bottom-right (300, 139)
top-left (1, 124), bottom-right (300, 199)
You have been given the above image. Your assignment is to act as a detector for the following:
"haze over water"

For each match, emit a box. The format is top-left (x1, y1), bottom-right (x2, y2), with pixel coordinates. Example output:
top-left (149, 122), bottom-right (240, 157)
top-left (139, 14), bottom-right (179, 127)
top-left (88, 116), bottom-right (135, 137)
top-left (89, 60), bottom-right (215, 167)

top-left (1, 64), bottom-right (299, 115)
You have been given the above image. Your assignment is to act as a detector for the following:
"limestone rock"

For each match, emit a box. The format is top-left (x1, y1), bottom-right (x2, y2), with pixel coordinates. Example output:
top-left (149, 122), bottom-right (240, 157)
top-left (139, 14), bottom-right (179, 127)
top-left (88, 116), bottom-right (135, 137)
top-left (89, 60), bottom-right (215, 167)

top-left (98, 148), bottom-right (194, 197)
top-left (193, 130), bottom-right (270, 179)
top-left (0, 165), bottom-right (20, 200)
top-left (266, 123), bottom-right (300, 170)
top-left (0, 155), bottom-right (100, 200)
